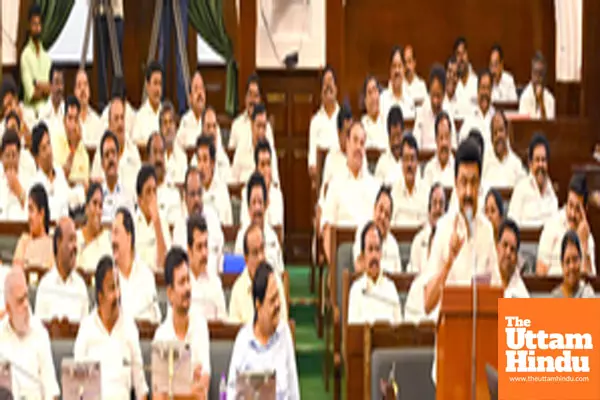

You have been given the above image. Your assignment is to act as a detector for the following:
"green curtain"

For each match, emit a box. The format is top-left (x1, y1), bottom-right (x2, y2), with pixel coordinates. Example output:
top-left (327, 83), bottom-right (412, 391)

top-left (36, 0), bottom-right (75, 49)
top-left (189, 0), bottom-right (238, 116)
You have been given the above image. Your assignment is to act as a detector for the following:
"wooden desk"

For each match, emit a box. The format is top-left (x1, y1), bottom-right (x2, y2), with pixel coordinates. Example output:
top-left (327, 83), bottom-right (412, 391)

top-left (492, 101), bottom-right (519, 113)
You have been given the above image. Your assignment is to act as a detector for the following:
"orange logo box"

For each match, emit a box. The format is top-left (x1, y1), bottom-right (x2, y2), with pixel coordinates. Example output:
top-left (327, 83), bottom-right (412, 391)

top-left (498, 298), bottom-right (600, 400)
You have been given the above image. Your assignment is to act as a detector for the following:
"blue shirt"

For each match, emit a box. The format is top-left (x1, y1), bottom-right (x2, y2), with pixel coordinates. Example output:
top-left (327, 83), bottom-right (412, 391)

top-left (227, 321), bottom-right (300, 400)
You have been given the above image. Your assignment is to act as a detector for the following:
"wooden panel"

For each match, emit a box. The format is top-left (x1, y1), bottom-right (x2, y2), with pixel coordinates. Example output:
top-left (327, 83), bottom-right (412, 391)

top-left (582, 0), bottom-right (600, 123)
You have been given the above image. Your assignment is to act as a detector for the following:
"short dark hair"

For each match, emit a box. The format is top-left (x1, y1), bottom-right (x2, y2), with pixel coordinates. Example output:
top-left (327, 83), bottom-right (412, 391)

top-left (31, 122), bottom-right (50, 157)
top-left (454, 138), bottom-right (482, 178)
top-left (320, 65), bottom-right (337, 88)
top-left (434, 111), bottom-right (451, 139)
top-left (86, 182), bottom-right (103, 206)
top-left (1, 129), bottom-right (21, 153)
top-left (252, 261), bottom-right (274, 321)
top-left (100, 130), bottom-right (120, 157)
top-left (243, 223), bottom-right (262, 256)
top-left (477, 69), bottom-right (492, 88)
top-left (362, 75), bottom-right (379, 100)
top-left (428, 182), bottom-right (445, 212)
top-left (49, 64), bottom-right (62, 83)
top-left (468, 129), bottom-right (485, 157)
top-left (491, 110), bottom-right (508, 132)
top-left (375, 185), bottom-right (393, 217)
top-left (136, 164), bottom-right (157, 197)
top-left (491, 43), bottom-right (504, 61)
top-left (29, 184), bottom-right (50, 234)
top-left (561, 230), bottom-right (582, 263)
top-left (386, 106), bottom-right (404, 134)
top-left (145, 61), bottom-right (163, 82)
top-left (454, 36), bottom-right (467, 52)
top-left (246, 171), bottom-right (268, 206)
top-left (64, 95), bottom-right (81, 115)
top-left (528, 132), bottom-right (550, 161)
top-left (498, 218), bottom-right (521, 251)
top-left (568, 173), bottom-right (589, 205)
top-left (146, 131), bottom-right (165, 158)
top-left (186, 214), bottom-right (208, 248)
top-left (246, 73), bottom-right (261, 94)
top-left (360, 221), bottom-right (382, 253)
top-left (5, 110), bottom-right (21, 130)
top-left (254, 138), bottom-right (272, 166)
top-left (28, 4), bottom-right (42, 21)
top-left (164, 247), bottom-right (189, 288)
top-left (389, 45), bottom-right (404, 64)
top-left (337, 104), bottom-right (353, 132)
top-left (428, 64), bottom-right (446, 91)
top-left (0, 76), bottom-right (18, 102)
top-left (95, 255), bottom-right (114, 304)
top-left (115, 207), bottom-right (135, 250)
top-left (400, 132), bottom-right (419, 156)
top-left (196, 135), bottom-right (216, 162)
top-left (184, 166), bottom-right (202, 194)
top-left (251, 103), bottom-right (267, 121)
top-left (446, 55), bottom-right (457, 69)
top-left (486, 188), bottom-right (504, 218)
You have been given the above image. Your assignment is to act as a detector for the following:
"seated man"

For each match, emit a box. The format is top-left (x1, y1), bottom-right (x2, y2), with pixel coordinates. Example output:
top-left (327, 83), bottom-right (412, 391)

top-left (35, 216), bottom-right (89, 321)
top-left (160, 101), bottom-right (187, 185)
top-left (320, 105), bottom-right (354, 194)
top-left (423, 111), bottom-right (455, 188)
top-left (360, 75), bottom-right (387, 150)
top-left (172, 167), bottom-right (224, 275)
top-left (454, 37), bottom-right (478, 108)
top-left (3, 111), bottom-right (36, 179)
top-left (353, 186), bottom-right (402, 273)
top-left (147, 132), bottom-right (182, 224)
top-left (187, 215), bottom-right (227, 321)
top-left (390, 133), bottom-right (428, 226)
top-left (74, 69), bottom-right (102, 147)
top-left (348, 221), bottom-right (403, 325)
top-left (112, 207), bottom-right (161, 323)
top-left (458, 69), bottom-right (494, 146)
top-left (38, 66), bottom-right (65, 134)
top-left (74, 256), bottom-right (149, 399)
top-left (200, 105), bottom-right (231, 183)
top-left (537, 174), bottom-right (596, 276)
top-left (374, 106), bottom-right (404, 182)
top-left (52, 95), bottom-right (89, 185)
top-left (414, 64), bottom-right (457, 151)
top-left (0, 129), bottom-right (28, 220)
top-left (551, 231), bottom-right (596, 298)
top-left (519, 51), bottom-right (555, 119)
top-left (497, 218), bottom-right (529, 298)
top-left (508, 133), bottom-right (558, 226)
top-left (154, 247), bottom-right (211, 398)
top-left (482, 110), bottom-right (526, 188)
top-left (403, 45), bottom-right (428, 104)
top-left (241, 139), bottom-right (284, 227)
top-left (489, 44), bottom-right (518, 102)
top-left (132, 61), bottom-right (163, 145)
top-left (177, 69), bottom-right (206, 148)
top-left (230, 224), bottom-right (288, 323)
top-left (134, 164), bottom-right (172, 271)
top-left (235, 172), bottom-right (284, 273)
top-left (196, 135), bottom-right (233, 225)
top-left (444, 55), bottom-right (471, 119)
top-left (0, 266), bottom-right (59, 399)
top-left (0, 76), bottom-right (36, 144)
top-left (380, 47), bottom-right (415, 122)
top-left (100, 82), bottom-right (137, 139)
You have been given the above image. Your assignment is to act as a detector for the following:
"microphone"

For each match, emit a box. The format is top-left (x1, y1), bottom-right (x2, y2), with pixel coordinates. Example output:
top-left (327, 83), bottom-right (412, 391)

top-left (465, 205), bottom-right (477, 400)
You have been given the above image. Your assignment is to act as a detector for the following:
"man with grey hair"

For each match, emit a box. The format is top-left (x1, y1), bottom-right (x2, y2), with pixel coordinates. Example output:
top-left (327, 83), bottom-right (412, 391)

top-left (518, 51), bottom-right (556, 119)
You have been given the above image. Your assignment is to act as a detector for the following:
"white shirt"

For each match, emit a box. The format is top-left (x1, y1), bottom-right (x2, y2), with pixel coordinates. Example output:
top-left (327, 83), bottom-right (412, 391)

top-left (190, 144), bottom-right (233, 185)
top-left (228, 111), bottom-right (275, 150)
top-left (423, 153), bottom-right (455, 188)
top-left (507, 173), bottom-right (559, 227)
top-left (202, 176), bottom-right (233, 225)
top-left (240, 183), bottom-right (284, 228)
top-left (308, 104), bottom-right (340, 167)
top-left (482, 148), bottom-right (526, 188)
top-left (491, 71), bottom-right (518, 102)
top-left (189, 270), bottom-right (228, 321)
top-left (0, 168), bottom-right (28, 221)
top-left (380, 85), bottom-right (416, 121)
top-left (228, 268), bottom-right (288, 324)
top-left (538, 208), bottom-right (596, 276)
top-left (74, 310), bottom-right (148, 399)
top-left (444, 92), bottom-right (472, 120)
top-left (80, 107), bottom-right (103, 147)
top-left (101, 179), bottom-right (136, 222)
top-left (404, 273), bottom-right (436, 324)
top-left (231, 139), bottom-right (280, 184)
top-left (407, 223), bottom-right (434, 274)
top-left (153, 311), bottom-right (211, 375)
top-left (100, 101), bottom-right (137, 140)
top-left (176, 108), bottom-right (202, 148)
top-left (518, 83), bottom-right (556, 119)
top-left (91, 139), bottom-right (142, 190)
top-left (360, 114), bottom-right (388, 150)
top-left (34, 266), bottom-right (89, 322)
top-left (134, 209), bottom-right (172, 272)
top-left (76, 229), bottom-right (112, 273)
top-left (503, 269), bottom-right (530, 298)
top-left (131, 100), bottom-right (161, 144)
top-left (0, 265), bottom-right (9, 314)
top-left (157, 181), bottom-right (182, 225)
top-left (165, 145), bottom-right (188, 185)
top-left (352, 222), bottom-right (402, 273)
top-left (374, 151), bottom-right (401, 183)
top-left (235, 222), bottom-right (284, 274)
top-left (404, 76), bottom-right (428, 103)
top-left (390, 175), bottom-right (428, 227)
top-left (348, 272), bottom-right (403, 325)
top-left (413, 98), bottom-right (458, 151)
top-left (30, 165), bottom-right (70, 221)
top-left (19, 149), bottom-right (37, 180)
top-left (458, 105), bottom-right (495, 148)
top-left (455, 72), bottom-right (478, 109)
top-left (118, 257), bottom-right (162, 323)
top-left (0, 315), bottom-right (60, 399)
top-left (39, 99), bottom-right (64, 135)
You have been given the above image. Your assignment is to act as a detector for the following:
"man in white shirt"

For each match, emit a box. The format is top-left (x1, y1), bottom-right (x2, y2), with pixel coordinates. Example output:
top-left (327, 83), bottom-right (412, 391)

top-left (320, 105), bottom-right (353, 195)
top-left (453, 37), bottom-right (478, 108)
top-left (423, 112), bottom-right (455, 188)
top-left (134, 164), bottom-right (171, 271)
top-left (187, 214), bottom-right (227, 321)
top-left (458, 70), bottom-right (495, 146)
top-left (444, 56), bottom-right (471, 119)
top-left (229, 224), bottom-right (288, 323)
top-left (235, 172), bottom-right (284, 274)
top-left (74, 69), bottom-right (102, 147)
top-left (200, 105), bottom-right (231, 183)
top-left (98, 130), bottom-right (135, 221)
top-left (99, 85), bottom-right (137, 140)
top-left (160, 100), bottom-right (187, 185)
top-left (348, 221), bottom-right (402, 325)
top-left (380, 46), bottom-right (415, 122)
top-left (414, 65), bottom-right (458, 151)
top-left (374, 106), bottom-right (404, 182)
top-left (39, 66), bottom-right (65, 135)
top-left (308, 65), bottom-right (340, 181)
top-left (489, 44), bottom-right (518, 102)
top-left (112, 207), bottom-right (162, 323)
top-left (403, 45), bottom-right (428, 104)
top-left (196, 135), bottom-right (233, 225)
top-left (361, 76), bottom-right (387, 150)
top-left (353, 186), bottom-right (402, 273)
top-left (0, 130), bottom-right (28, 220)
top-left (74, 256), bottom-right (149, 399)
top-left (1, 266), bottom-right (60, 399)
top-left (498, 219), bottom-right (530, 298)
top-left (508, 133), bottom-right (558, 226)
top-left (154, 247), bottom-right (211, 397)
top-left (3, 112), bottom-right (36, 179)
top-left (482, 111), bottom-right (526, 188)
top-left (537, 174), bottom-right (596, 276)
top-left (35, 216), bottom-right (89, 321)
top-left (147, 132), bottom-right (182, 224)
top-left (0, 76), bottom-right (36, 143)
top-left (390, 133), bottom-right (428, 226)
top-left (518, 51), bottom-right (556, 119)
top-left (132, 61), bottom-right (163, 145)
top-left (177, 69), bottom-right (206, 148)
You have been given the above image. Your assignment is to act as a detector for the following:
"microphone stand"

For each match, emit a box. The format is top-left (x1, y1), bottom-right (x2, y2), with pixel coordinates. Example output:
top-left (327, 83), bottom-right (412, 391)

top-left (168, 346), bottom-right (174, 400)
top-left (467, 209), bottom-right (478, 400)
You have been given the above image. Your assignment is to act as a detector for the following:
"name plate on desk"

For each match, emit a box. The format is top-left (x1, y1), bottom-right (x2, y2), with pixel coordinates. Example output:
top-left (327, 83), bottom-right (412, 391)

top-left (235, 370), bottom-right (276, 400)
top-left (151, 341), bottom-right (192, 395)
top-left (61, 359), bottom-right (101, 400)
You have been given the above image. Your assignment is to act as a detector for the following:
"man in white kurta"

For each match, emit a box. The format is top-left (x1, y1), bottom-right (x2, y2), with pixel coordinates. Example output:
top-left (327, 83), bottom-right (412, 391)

top-left (454, 38), bottom-right (478, 109)
top-left (177, 70), bottom-right (206, 148)
top-left (423, 112), bottom-right (455, 188)
top-left (147, 132), bottom-right (182, 224)
top-left (403, 45), bottom-right (428, 104)
top-left (444, 56), bottom-right (471, 120)
top-left (131, 62), bottom-right (163, 145)
top-left (373, 106), bottom-right (404, 182)
top-left (380, 47), bottom-right (416, 121)
top-left (361, 77), bottom-right (388, 150)
top-left (74, 69), bottom-right (102, 147)
top-left (0, 129), bottom-right (28, 220)
top-left (458, 71), bottom-right (495, 147)
top-left (489, 45), bottom-right (518, 102)
top-left (518, 52), bottom-right (556, 119)
top-left (497, 219), bottom-right (530, 299)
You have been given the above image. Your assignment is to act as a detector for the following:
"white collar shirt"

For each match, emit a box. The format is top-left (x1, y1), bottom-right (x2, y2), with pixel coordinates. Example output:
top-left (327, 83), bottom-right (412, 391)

top-left (101, 179), bottom-right (135, 222)
top-left (491, 71), bottom-right (518, 102)
top-left (0, 168), bottom-right (28, 221)
top-left (234, 222), bottom-right (284, 275)
top-left (76, 229), bottom-right (112, 273)
top-left (39, 99), bottom-right (64, 134)
top-left (166, 145), bottom-right (189, 185)
top-left (404, 272), bottom-right (436, 324)
top-left (413, 98), bottom-right (458, 151)
top-left (423, 153), bottom-right (455, 188)
top-left (91, 138), bottom-right (142, 190)
top-left (518, 83), bottom-right (556, 119)
top-left (352, 223), bottom-right (402, 273)
top-left (318, 149), bottom-right (369, 208)
top-left (308, 103), bottom-right (340, 167)
top-left (100, 101), bottom-right (137, 139)
top-left (403, 75), bottom-right (428, 103)
top-left (16, 149), bottom-right (37, 181)
top-left (188, 270), bottom-right (228, 321)
top-left (380, 85), bottom-right (416, 121)
top-left (132, 100), bottom-right (161, 144)
top-left (482, 148), bottom-right (526, 188)
top-left (134, 208), bottom-right (172, 272)
top-left (458, 105), bottom-right (495, 147)
top-left (80, 107), bottom-right (103, 147)
top-left (360, 113), bottom-right (388, 150)
top-left (73, 310), bottom-right (148, 399)
top-left (228, 112), bottom-right (275, 151)
top-left (390, 175), bottom-right (428, 227)
top-left (118, 258), bottom-right (162, 323)
top-left (374, 151), bottom-right (401, 183)
top-left (444, 91), bottom-right (472, 120)
top-left (348, 272), bottom-right (403, 325)
top-left (157, 181), bottom-right (183, 225)
top-left (503, 269), bottom-right (530, 298)
top-left (0, 315), bottom-right (59, 399)
top-left (407, 223), bottom-right (434, 274)
top-left (31, 165), bottom-right (70, 221)
top-left (507, 173), bottom-right (558, 227)
top-left (202, 176), bottom-right (233, 226)
top-left (190, 144), bottom-right (232, 184)
top-left (455, 72), bottom-right (478, 109)
top-left (240, 183), bottom-right (284, 228)
top-left (231, 138), bottom-right (280, 184)
top-left (176, 108), bottom-right (202, 148)
top-left (34, 266), bottom-right (89, 322)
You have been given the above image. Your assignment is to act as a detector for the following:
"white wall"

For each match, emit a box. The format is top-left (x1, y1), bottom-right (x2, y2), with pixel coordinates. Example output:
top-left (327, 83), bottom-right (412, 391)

top-left (48, 0), bottom-right (93, 63)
